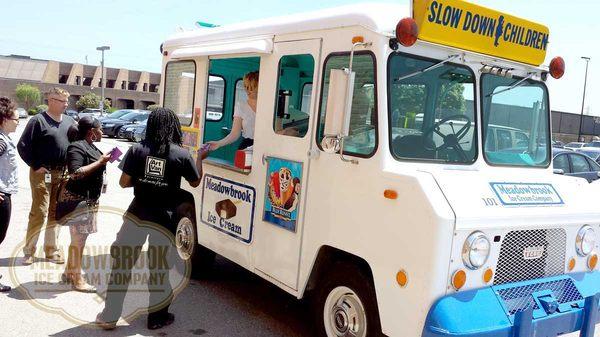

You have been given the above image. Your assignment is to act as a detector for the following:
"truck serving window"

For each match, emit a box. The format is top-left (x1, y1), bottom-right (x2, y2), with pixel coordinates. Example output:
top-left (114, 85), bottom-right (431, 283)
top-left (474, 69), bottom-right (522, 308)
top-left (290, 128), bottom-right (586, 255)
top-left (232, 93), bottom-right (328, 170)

top-left (163, 60), bottom-right (196, 126)
top-left (317, 52), bottom-right (377, 157)
top-left (481, 75), bottom-right (550, 167)
top-left (388, 53), bottom-right (476, 164)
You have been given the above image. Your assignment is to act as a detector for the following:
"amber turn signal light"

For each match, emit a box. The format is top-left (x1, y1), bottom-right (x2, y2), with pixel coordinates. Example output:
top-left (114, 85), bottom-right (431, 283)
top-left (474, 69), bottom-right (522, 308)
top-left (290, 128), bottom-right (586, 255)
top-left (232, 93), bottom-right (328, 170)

top-left (451, 270), bottom-right (467, 291)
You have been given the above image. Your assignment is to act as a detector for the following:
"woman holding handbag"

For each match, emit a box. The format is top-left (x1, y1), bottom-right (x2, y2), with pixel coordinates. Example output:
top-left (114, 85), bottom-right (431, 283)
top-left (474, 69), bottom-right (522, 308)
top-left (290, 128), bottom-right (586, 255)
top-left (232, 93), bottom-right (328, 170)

top-left (56, 116), bottom-right (110, 292)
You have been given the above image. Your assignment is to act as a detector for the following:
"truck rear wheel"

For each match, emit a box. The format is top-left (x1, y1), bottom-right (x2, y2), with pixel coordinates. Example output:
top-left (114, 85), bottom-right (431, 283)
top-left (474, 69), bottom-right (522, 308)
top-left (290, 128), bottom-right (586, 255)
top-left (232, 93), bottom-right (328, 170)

top-left (175, 203), bottom-right (216, 278)
top-left (312, 263), bottom-right (382, 337)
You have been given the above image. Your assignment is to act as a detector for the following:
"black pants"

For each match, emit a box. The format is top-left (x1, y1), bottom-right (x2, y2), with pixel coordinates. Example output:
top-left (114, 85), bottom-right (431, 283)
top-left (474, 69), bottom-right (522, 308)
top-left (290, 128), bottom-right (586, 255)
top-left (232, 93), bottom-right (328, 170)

top-left (0, 193), bottom-right (11, 245)
top-left (102, 201), bottom-right (176, 323)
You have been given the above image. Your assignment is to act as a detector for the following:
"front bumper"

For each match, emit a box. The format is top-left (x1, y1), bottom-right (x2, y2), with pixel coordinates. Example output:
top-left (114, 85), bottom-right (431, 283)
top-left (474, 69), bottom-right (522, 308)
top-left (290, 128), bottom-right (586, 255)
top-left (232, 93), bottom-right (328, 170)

top-left (423, 272), bottom-right (600, 337)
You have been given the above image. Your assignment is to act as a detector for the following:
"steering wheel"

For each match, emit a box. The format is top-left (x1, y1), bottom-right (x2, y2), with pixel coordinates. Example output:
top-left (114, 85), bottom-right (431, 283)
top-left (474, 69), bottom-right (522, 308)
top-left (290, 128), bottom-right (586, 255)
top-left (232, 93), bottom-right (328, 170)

top-left (422, 114), bottom-right (472, 161)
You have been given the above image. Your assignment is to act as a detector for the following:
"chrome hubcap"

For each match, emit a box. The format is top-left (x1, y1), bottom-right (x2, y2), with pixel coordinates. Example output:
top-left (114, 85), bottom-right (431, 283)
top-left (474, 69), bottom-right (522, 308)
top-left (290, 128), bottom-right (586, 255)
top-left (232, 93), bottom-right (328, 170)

top-left (324, 286), bottom-right (367, 337)
top-left (175, 217), bottom-right (194, 260)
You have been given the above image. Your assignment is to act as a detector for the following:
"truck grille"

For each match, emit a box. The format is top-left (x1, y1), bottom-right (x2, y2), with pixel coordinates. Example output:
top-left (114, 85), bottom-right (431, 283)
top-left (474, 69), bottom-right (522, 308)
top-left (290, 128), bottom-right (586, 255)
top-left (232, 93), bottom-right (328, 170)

top-left (494, 229), bottom-right (566, 285)
top-left (495, 278), bottom-right (582, 315)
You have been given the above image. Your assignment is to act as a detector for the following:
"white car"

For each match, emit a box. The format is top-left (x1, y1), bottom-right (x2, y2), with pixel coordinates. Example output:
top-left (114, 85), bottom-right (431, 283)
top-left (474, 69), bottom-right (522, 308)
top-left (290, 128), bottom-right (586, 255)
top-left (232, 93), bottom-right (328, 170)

top-left (16, 107), bottom-right (28, 118)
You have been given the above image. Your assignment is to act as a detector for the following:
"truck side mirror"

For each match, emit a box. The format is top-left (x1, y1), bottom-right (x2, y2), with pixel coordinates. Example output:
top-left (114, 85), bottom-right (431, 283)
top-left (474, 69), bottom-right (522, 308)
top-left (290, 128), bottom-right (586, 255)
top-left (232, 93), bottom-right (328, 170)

top-left (323, 68), bottom-right (355, 138)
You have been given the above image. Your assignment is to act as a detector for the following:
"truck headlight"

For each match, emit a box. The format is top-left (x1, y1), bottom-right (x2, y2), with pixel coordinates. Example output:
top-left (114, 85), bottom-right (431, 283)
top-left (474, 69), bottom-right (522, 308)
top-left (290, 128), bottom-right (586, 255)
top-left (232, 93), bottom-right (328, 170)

top-left (576, 226), bottom-right (596, 257)
top-left (462, 231), bottom-right (491, 270)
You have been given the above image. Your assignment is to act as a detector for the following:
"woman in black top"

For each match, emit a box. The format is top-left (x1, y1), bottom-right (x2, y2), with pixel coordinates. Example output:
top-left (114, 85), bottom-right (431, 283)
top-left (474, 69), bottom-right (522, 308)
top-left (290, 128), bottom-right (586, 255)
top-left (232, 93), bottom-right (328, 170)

top-left (97, 108), bottom-right (202, 330)
top-left (58, 116), bottom-right (109, 292)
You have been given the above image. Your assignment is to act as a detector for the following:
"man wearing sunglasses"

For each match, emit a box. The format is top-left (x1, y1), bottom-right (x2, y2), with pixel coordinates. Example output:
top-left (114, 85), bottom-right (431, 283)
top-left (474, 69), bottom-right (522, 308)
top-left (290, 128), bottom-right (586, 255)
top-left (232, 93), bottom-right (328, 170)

top-left (17, 87), bottom-right (75, 265)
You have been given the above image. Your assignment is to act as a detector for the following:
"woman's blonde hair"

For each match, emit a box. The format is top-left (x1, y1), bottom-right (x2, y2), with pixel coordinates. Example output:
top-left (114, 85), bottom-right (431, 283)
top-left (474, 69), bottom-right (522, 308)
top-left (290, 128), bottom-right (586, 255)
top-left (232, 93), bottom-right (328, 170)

top-left (243, 71), bottom-right (259, 92)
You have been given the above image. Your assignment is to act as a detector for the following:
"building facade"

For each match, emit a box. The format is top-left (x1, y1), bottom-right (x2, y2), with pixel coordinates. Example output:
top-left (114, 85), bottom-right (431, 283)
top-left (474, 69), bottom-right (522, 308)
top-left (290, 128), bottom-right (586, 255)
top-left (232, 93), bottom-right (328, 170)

top-left (0, 54), bottom-right (160, 110)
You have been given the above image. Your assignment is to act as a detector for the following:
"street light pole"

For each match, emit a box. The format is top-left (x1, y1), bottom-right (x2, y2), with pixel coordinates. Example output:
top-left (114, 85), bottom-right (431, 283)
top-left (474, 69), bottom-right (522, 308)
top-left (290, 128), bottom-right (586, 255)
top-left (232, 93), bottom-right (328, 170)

top-left (578, 56), bottom-right (591, 142)
top-left (96, 45), bottom-right (110, 115)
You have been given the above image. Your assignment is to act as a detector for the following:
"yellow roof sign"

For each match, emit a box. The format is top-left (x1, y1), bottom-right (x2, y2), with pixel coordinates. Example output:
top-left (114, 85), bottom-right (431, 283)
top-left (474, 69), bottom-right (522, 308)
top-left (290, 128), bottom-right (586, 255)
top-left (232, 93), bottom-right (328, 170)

top-left (412, 0), bottom-right (549, 66)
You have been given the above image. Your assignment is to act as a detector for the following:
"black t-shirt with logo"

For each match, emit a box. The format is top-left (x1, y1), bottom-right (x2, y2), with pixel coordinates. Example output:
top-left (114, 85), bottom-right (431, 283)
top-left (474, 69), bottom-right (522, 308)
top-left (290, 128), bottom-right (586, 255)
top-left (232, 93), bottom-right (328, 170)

top-left (119, 143), bottom-right (199, 217)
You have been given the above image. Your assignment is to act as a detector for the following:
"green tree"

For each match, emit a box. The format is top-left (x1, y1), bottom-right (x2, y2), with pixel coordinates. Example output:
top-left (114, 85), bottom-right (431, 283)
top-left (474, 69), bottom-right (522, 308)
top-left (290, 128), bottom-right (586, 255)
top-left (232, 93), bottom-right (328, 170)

top-left (76, 92), bottom-right (111, 110)
top-left (15, 84), bottom-right (41, 110)
top-left (146, 104), bottom-right (160, 112)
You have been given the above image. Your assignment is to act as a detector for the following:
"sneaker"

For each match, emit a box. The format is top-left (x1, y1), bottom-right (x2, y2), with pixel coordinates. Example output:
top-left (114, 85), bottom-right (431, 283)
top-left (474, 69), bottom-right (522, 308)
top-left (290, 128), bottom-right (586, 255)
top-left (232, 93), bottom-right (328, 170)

top-left (95, 313), bottom-right (117, 330)
top-left (22, 255), bottom-right (34, 265)
top-left (46, 253), bottom-right (65, 264)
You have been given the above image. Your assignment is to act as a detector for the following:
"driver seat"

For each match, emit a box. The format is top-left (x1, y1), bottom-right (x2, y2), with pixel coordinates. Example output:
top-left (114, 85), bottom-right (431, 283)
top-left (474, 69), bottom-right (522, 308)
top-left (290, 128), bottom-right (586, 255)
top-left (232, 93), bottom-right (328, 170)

top-left (392, 134), bottom-right (436, 159)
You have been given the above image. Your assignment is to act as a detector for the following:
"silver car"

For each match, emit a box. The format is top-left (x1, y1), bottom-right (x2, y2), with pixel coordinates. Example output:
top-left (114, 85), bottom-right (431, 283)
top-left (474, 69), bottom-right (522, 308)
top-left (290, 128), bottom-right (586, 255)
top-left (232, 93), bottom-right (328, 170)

top-left (16, 107), bottom-right (28, 118)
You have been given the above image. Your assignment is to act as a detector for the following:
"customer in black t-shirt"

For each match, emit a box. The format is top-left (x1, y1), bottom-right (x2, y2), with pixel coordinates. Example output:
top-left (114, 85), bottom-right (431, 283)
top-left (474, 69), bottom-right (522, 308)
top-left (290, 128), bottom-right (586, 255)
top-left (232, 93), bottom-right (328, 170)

top-left (57, 116), bottom-right (110, 293)
top-left (97, 108), bottom-right (202, 330)
top-left (17, 87), bottom-right (75, 265)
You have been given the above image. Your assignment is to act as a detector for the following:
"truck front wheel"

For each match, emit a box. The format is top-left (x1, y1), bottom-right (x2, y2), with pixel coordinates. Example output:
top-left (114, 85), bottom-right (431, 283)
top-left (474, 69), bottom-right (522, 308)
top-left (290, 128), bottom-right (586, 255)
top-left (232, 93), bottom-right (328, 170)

top-left (312, 263), bottom-right (382, 337)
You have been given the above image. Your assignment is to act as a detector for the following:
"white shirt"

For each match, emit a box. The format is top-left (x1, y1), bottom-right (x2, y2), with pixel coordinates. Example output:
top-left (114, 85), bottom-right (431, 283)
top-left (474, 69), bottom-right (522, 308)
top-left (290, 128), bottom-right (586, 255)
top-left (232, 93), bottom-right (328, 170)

top-left (233, 100), bottom-right (256, 139)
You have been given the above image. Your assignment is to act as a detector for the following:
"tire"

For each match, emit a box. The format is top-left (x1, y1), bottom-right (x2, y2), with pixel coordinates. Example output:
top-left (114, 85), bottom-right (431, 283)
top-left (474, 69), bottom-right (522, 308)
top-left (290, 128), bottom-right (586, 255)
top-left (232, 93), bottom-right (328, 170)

top-left (312, 262), bottom-right (383, 337)
top-left (174, 202), bottom-right (216, 279)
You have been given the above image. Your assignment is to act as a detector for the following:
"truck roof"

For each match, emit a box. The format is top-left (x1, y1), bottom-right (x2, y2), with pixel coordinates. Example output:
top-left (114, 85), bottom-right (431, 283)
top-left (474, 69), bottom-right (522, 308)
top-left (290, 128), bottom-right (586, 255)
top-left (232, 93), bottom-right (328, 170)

top-left (163, 3), bottom-right (407, 48)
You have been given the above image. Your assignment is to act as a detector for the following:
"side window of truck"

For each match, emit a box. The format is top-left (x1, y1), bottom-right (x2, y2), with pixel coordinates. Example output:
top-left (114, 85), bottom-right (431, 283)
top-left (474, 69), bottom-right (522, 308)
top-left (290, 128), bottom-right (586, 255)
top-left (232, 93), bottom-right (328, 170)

top-left (317, 52), bottom-right (377, 156)
top-left (206, 75), bottom-right (225, 121)
top-left (163, 60), bottom-right (196, 126)
top-left (273, 54), bottom-right (315, 138)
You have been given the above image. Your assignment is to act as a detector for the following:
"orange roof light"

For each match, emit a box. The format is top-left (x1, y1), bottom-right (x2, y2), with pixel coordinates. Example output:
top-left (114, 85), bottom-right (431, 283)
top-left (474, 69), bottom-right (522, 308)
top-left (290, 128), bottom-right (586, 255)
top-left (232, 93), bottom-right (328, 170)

top-left (352, 36), bottom-right (365, 44)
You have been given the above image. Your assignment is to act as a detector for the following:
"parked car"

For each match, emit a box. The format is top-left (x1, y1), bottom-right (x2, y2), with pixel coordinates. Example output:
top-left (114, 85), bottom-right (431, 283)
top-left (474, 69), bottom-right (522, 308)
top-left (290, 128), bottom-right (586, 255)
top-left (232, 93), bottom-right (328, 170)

top-left (563, 142), bottom-right (585, 150)
top-left (16, 108), bottom-right (28, 119)
top-left (553, 148), bottom-right (600, 182)
top-left (118, 119), bottom-right (147, 141)
top-left (577, 148), bottom-right (600, 165)
top-left (64, 109), bottom-right (79, 121)
top-left (132, 121), bottom-right (147, 142)
top-left (551, 140), bottom-right (564, 148)
top-left (98, 109), bottom-right (137, 122)
top-left (79, 108), bottom-right (108, 120)
top-left (583, 141), bottom-right (600, 149)
top-left (101, 111), bottom-right (149, 137)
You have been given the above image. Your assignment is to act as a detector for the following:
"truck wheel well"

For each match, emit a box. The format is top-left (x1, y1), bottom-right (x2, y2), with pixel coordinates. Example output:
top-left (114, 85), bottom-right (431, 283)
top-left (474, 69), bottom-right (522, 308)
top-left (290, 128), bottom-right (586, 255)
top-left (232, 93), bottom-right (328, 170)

top-left (305, 246), bottom-right (375, 296)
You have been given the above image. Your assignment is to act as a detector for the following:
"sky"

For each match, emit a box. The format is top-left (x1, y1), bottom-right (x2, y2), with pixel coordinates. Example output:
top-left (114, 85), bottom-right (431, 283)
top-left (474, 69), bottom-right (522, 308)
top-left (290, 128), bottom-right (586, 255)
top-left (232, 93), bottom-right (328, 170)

top-left (1, 0), bottom-right (598, 115)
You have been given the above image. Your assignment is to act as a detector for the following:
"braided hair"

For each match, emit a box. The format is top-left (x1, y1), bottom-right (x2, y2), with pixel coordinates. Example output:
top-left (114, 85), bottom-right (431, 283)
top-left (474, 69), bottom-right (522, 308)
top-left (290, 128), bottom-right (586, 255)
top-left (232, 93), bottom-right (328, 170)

top-left (143, 108), bottom-right (182, 156)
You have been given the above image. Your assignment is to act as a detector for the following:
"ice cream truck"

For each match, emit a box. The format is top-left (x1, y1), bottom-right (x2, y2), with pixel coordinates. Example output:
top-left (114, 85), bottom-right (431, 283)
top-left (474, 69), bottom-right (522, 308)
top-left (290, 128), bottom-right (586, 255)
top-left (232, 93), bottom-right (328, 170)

top-left (160, 1), bottom-right (600, 336)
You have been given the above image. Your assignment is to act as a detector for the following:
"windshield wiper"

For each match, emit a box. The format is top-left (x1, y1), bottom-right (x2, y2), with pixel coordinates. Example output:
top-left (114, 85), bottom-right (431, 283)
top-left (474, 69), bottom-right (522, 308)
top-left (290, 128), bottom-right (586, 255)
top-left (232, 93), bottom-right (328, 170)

top-left (485, 73), bottom-right (535, 97)
top-left (394, 54), bottom-right (460, 82)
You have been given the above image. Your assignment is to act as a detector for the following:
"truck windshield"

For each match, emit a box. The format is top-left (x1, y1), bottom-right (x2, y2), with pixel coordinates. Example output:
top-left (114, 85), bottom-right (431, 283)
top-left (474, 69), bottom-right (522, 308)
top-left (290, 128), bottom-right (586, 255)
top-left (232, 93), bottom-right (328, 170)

top-left (481, 74), bottom-right (550, 167)
top-left (388, 53), bottom-right (476, 163)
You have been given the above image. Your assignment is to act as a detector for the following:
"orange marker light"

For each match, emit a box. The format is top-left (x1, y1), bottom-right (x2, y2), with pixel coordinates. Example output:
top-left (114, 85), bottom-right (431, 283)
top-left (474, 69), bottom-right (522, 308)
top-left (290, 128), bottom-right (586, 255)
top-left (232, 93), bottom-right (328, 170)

top-left (568, 257), bottom-right (576, 271)
top-left (396, 270), bottom-right (408, 288)
top-left (352, 36), bottom-right (365, 44)
top-left (452, 270), bottom-right (467, 291)
top-left (384, 189), bottom-right (398, 200)
top-left (589, 254), bottom-right (598, 271)
top-left (483, 268), bottom-right (494, 284)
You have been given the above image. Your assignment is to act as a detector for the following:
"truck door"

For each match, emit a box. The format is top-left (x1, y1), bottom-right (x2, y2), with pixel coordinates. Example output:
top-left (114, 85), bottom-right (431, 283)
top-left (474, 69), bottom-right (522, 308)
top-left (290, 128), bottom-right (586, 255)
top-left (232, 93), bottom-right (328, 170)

top-left (252, 39), bottom-right (321, 290)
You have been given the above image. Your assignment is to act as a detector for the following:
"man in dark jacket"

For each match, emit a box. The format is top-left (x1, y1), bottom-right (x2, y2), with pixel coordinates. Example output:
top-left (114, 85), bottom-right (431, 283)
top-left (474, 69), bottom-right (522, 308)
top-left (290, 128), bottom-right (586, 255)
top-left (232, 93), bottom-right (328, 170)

top-left (17, 87), bottom-right (75, 265)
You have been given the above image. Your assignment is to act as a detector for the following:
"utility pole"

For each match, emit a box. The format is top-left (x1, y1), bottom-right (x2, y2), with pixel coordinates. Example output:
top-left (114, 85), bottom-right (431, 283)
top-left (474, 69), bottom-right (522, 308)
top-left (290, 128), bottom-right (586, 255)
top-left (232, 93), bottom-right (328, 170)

top-left (96, 46), bottom-right (110, 115)
top-left (577, 56), bottom-right (591, 142)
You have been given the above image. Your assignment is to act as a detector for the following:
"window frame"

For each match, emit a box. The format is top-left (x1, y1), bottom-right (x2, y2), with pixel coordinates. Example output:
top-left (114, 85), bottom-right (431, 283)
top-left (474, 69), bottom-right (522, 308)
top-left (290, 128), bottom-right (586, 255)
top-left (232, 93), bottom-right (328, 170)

top-left (386, 51), bottom-right (478, 165)
top-left (205, 74), bottom-right (226, 123)
top-left (480, 73), bottom-right (551, 168)
top-left (316, 51), bottom-right (379, 158)
top-left (162, 60), bottom-right (197, 127)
